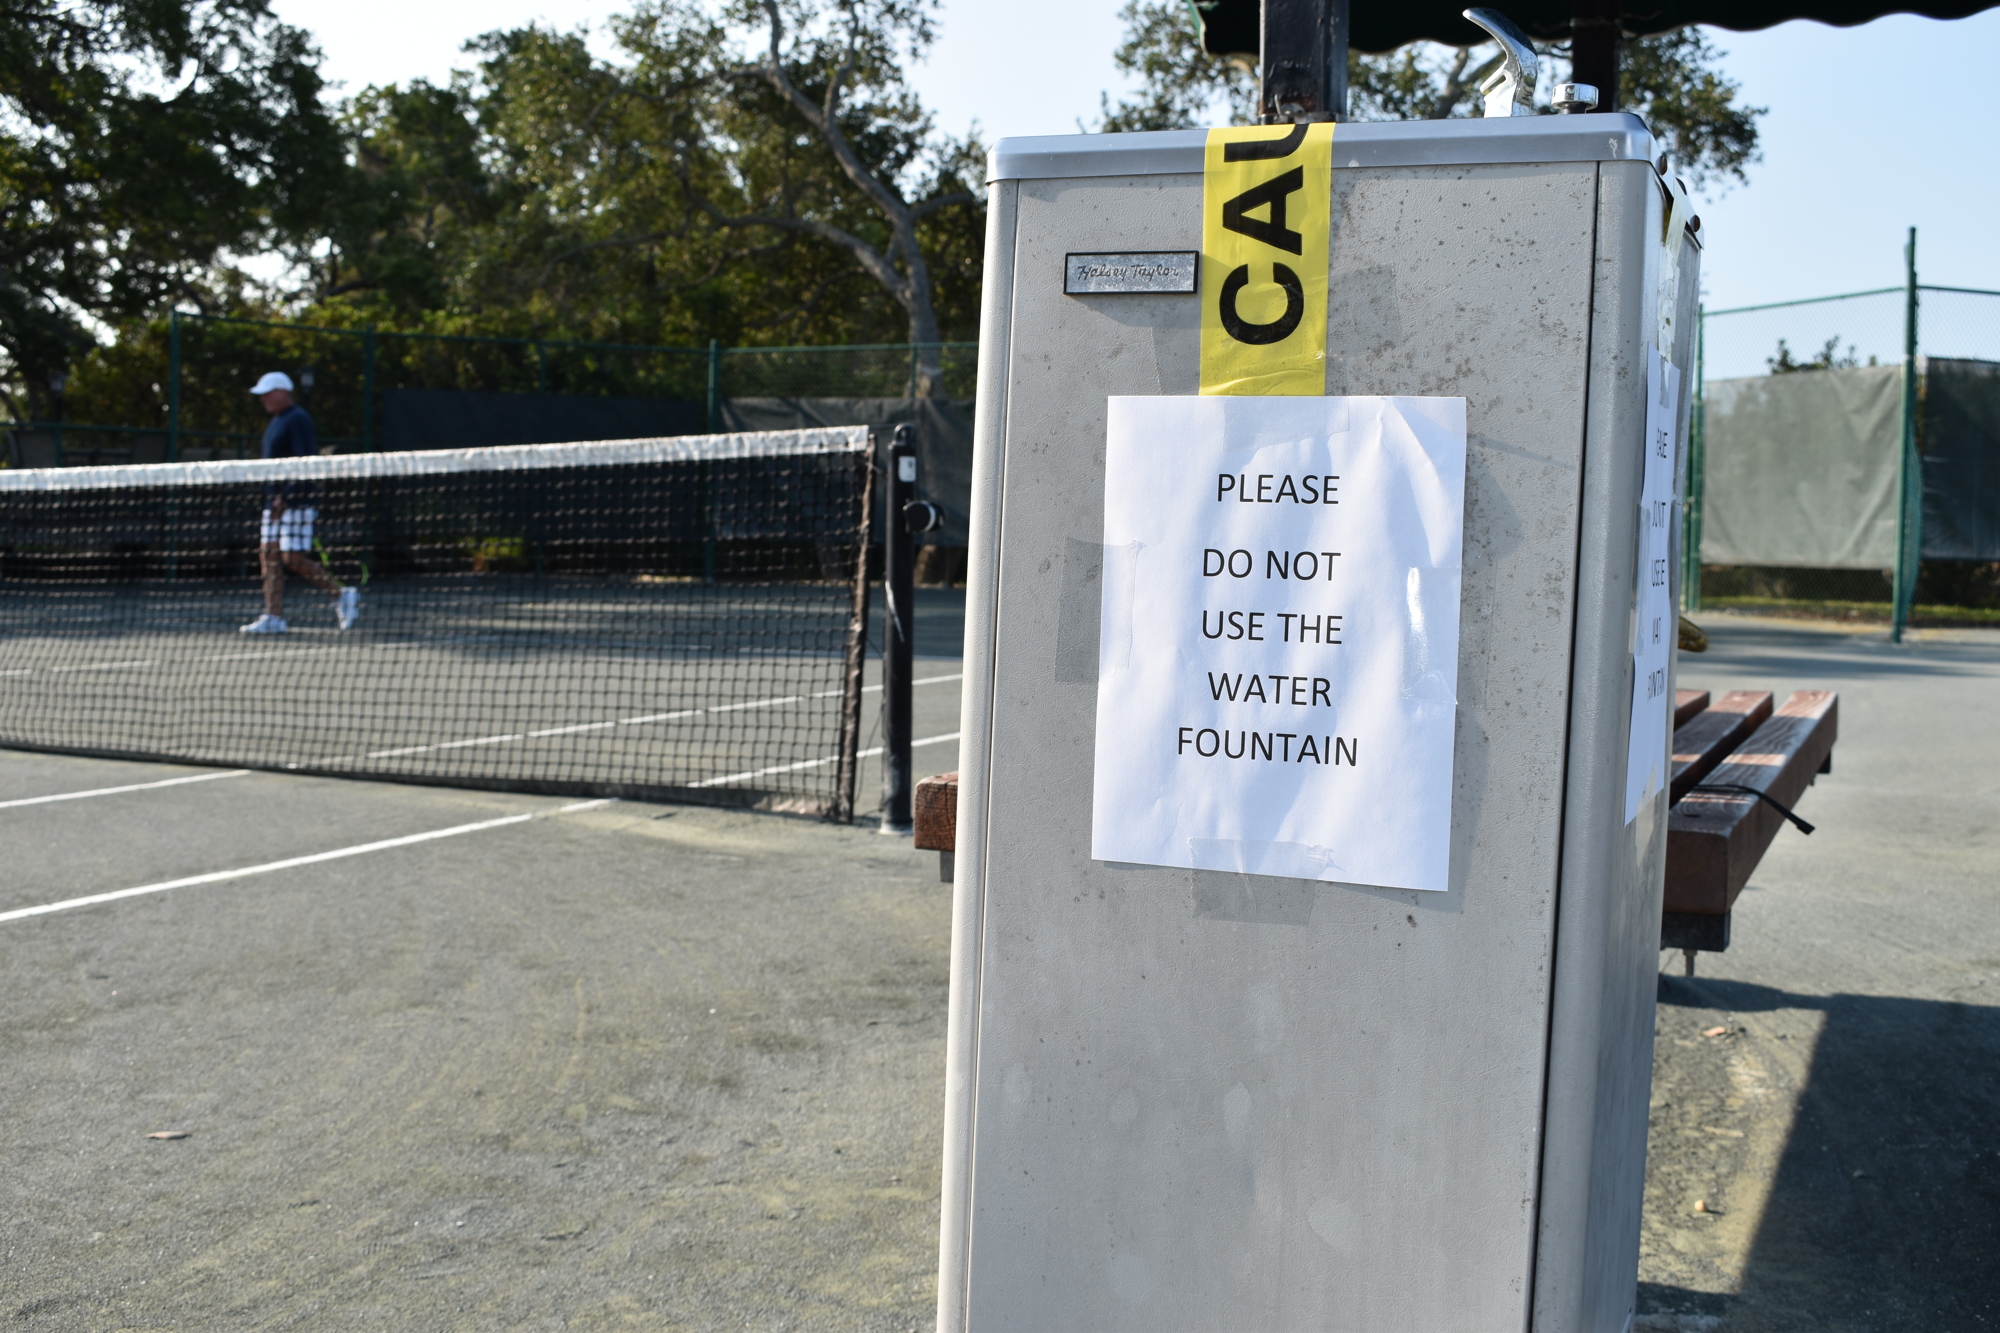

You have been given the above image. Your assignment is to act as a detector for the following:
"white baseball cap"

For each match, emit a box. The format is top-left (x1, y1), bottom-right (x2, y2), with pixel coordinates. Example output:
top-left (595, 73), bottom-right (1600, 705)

top-left (250, 371), bottom-right (294, 395)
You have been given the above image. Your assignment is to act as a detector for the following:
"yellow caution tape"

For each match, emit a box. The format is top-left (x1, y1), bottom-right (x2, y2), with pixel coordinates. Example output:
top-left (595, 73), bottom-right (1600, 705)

top-left (1199, 122), bottom-right (1336, 396)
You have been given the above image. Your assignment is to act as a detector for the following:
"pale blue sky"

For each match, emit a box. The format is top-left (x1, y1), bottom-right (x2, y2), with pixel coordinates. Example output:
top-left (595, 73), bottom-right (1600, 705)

top-left (276, 0), bottom-right (2000, 370)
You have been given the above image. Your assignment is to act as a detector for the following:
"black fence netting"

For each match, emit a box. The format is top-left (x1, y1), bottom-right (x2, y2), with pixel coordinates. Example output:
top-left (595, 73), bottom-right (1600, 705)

top-left (1920, 358), bottom-right (2000, 563)
top-left (5, 317), bottom-right (981, 564)
top-left (1691, 276), bottom-right (2000, 629)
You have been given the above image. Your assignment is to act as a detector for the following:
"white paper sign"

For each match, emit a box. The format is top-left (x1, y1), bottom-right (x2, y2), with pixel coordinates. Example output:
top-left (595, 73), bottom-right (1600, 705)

top-left (1623, 347), bottom-right (1681, 823)
top-left (1091, 395), bottom-right (1466, 894)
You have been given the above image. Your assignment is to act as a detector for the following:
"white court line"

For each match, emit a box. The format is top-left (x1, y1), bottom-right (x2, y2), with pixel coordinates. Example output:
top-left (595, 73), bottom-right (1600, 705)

top-left (1, 641), bottom-right (429, 676)
top-left (0, 803), bottom-right (614, 925)
top-left (3, 639), bottom-right (722, 678)
top-left (0, 769), bottom-right (252, 811)
top-left (691, 732), bottom-right (960, 788)
top-left (0, 720), bottom-right (958, 924)
top-left (814, 671), bottom-right (963, 701)
top-left (362, 733), bottom-right (528, 759)
top-left (344, 674), bottom-right (964, 765)
top-left (521, 709), bottom-right (701, 741)
top-left (707, 694), bottom-right (805, 713)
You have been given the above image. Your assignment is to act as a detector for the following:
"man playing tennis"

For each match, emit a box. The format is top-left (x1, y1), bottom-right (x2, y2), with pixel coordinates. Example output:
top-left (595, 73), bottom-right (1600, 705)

top-left (239, 372), bottom-right (360, 635)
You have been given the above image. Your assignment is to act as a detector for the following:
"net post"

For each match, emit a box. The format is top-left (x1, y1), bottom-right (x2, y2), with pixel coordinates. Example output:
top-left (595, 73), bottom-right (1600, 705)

top-left (167, 310), bottom-right (181, 463)
top-left (881, 424), bottom-right (917, 833)
top-left (834, 440), bottom-right (878, 822)
top-left (1894, 227), bottom-right (1921, 643)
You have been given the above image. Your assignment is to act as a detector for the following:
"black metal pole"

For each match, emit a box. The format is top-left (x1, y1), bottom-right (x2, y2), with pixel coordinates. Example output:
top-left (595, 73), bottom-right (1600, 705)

top-left (1569, 0), bottom-right (1621, 110)
top-left (882, 425), bottom-right (918, 832)
top-left (1259, 0), bottom-right (1348, 123)
top-left (882, 423), bottom-right (944, 833)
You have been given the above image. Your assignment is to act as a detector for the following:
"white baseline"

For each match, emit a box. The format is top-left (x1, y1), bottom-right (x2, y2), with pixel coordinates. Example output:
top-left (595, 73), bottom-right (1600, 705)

top-left (0, 800), bottom-right (607, 926)
top-left (0, 769), bottom-right (251, 811)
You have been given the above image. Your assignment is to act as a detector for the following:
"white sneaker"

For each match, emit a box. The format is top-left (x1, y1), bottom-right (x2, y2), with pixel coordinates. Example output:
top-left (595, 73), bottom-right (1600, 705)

top-left (337, 586), bottom-right (360, 631)
top-left (239, 614), bottom-right (289, 635)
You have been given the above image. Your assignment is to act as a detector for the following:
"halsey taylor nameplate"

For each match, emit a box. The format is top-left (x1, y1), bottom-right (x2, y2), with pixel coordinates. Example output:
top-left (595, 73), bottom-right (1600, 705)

top-left (1065, 252), bottom-right (1200, 295)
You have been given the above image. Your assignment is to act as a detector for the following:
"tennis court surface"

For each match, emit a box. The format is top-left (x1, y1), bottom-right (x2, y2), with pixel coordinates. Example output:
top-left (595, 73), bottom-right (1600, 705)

top-left (3, 582), bottom-right (864, 802)
top-left (3, 603), bottom-right (1995, 1328)
top-left (0, 628), bottom-right (962, 1329)
top-left (0, 421), bottom-right (963, 1325)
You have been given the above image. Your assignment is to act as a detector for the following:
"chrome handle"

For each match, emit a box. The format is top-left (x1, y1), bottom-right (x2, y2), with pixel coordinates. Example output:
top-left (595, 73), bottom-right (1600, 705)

top-left (1463, 8), bottom-right (1539, 118)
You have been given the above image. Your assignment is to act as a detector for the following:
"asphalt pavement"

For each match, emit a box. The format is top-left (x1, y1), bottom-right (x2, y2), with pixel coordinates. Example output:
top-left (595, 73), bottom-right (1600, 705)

top-left (1635, 614), bottom-right (2000, 1333)
top-left (3, 595), bottom-right (1992, 1332)
top-left (0, 591), bottom-right (963, 1332)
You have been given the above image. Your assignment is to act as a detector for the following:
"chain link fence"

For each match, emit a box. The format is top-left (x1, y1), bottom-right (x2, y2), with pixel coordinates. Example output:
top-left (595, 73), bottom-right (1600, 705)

top-left (30, 281), bottom-right (1998, 634)
top-left (4, 317), bottom-right (981, 571)
top-left (4, 314), bottom-right (978, 460)
top-left (1689, 234), bottom-right (2000, 637)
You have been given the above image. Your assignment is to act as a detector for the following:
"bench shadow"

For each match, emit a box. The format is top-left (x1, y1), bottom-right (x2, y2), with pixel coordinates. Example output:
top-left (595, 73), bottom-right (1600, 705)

top-left (1645, 976), bottom-right (2000, 1331)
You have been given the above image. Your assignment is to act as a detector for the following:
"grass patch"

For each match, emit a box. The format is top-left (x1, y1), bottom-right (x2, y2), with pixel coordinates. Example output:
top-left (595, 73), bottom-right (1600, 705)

top-left (1699, 597), bottom-right (2000, 627)
top-left (1702, 596), bottom-right (1890, 622)
top-left (1910, 604), bottom-right (2000, 626)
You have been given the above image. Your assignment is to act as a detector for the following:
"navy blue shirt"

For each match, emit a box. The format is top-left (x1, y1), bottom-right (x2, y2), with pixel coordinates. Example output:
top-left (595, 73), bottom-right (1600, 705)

top-left (262, 405), bottom-right (317, 501)
top-left (262, 404), bottom-right (317, 459)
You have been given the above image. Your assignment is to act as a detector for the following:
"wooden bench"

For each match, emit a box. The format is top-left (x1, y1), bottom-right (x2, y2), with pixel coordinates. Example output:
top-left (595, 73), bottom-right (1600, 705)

top-left (1664, 687), bottom-right (1837, 970)
top-left (915, 688), bottom-right (1836, 975)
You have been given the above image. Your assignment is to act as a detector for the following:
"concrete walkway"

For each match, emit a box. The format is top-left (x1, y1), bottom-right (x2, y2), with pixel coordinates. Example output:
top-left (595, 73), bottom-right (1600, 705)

top-left (2, 602), bottom-right (1991, 1330)
top-left (1637, 615), bottom-right (2000, 1332)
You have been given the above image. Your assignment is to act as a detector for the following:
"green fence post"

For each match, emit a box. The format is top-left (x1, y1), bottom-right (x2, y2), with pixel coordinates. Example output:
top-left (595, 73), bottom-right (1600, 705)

top-left (167, 309), bottom-right (182, 462)
top-left (706, 339), bottom-right (721, 433)
top-left (1684, 306), bottom-right (1705, 613)
top-left (363, 326), bottom-right (377, 452)
top-left (1893, 227), bottom-right (1922, 643)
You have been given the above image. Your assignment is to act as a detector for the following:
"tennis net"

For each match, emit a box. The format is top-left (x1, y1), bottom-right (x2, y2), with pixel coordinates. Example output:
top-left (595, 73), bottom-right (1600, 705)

top-left (0, 427), bottom-right (876, 817)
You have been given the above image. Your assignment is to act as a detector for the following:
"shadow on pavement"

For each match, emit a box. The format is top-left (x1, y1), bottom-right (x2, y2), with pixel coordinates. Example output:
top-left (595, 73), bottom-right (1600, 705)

top-left (1646, 976), bottom-right (2000, 1331)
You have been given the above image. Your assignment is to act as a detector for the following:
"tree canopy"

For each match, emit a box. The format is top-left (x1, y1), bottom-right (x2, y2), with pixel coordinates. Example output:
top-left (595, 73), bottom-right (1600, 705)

top-left (1099, 0), bottom-right (1763, 189)
top-left (0, 0), bottom-right (341, 417)
top-left (7, 0), bottom-right (991, 420)
top-left (313, 0), bottom-right (986, 369)
top-left (11, 0), bottom-right (1774, 422)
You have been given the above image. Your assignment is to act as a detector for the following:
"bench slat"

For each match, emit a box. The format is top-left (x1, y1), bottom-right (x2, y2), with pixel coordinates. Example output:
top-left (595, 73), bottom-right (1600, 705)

top-left (1670, 690), bottom-right (1775, 803)
top-left (1665, 690), bottom-right (1838, 916)
top-left (1673, 689), bottom-right (1711, 729)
